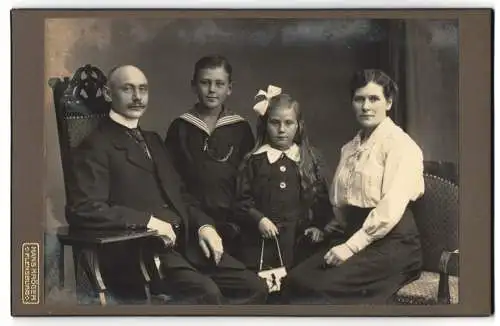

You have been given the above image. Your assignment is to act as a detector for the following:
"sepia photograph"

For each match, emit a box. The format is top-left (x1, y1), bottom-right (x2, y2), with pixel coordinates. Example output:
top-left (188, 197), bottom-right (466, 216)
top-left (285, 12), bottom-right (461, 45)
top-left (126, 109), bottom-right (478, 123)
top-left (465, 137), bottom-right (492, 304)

top-left (10, 8), bottom-right (492, 317)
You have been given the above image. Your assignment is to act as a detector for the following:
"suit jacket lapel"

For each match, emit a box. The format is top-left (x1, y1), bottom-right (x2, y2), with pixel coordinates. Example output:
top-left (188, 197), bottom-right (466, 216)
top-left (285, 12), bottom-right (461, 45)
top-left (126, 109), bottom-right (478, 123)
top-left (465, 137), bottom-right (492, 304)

top-left (107, 122), bottom-right (154, 173)
top-left (144, 132), bottom-right (189, 220)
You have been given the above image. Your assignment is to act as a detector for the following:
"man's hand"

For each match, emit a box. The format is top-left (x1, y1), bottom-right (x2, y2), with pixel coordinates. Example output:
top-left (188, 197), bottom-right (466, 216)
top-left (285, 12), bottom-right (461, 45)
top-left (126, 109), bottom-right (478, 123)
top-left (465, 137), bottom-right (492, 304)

top-left (324, 243), bottom-right (354, 266)
top-left (258, 217), bottom-right (279, 239)
top-left (198, 225), bottom-right (224, 265)
top-left (148, 216), bottom-right (177, 247)
top-left (304, 227), bottom-right (324, 243)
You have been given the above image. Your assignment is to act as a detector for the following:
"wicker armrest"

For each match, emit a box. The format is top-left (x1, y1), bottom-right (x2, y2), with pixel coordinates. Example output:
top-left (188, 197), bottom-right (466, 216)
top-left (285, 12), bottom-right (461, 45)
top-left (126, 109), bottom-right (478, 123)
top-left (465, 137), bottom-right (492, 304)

top-left (437, 249), bottom-right (459, 304)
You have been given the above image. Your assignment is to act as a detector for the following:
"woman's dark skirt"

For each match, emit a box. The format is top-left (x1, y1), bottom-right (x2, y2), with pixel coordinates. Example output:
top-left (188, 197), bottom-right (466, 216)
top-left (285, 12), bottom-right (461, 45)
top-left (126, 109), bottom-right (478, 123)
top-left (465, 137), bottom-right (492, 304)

top-left (282, 205), bottom-right (423, 304)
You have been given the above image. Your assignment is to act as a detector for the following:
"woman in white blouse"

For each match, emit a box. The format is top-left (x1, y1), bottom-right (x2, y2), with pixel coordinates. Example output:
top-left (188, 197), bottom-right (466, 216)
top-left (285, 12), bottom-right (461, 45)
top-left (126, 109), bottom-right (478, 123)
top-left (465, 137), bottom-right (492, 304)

top-left (282, 69), bottom-right (424, 304)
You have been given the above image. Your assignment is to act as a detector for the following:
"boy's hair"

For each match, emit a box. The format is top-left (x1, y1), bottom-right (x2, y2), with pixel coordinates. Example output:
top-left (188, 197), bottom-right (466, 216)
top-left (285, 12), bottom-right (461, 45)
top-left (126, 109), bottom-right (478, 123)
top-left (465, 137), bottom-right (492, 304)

top-left (192, 55), bottom-right (233, 83)
top-left (248, 94), bottom-right (321, 198)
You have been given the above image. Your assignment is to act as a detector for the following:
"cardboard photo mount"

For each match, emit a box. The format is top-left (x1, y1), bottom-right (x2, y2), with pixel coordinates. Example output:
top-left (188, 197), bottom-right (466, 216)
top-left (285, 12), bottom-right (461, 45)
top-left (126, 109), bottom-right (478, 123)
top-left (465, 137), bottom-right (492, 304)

top-left (10, 8), bottom-right (492, 316)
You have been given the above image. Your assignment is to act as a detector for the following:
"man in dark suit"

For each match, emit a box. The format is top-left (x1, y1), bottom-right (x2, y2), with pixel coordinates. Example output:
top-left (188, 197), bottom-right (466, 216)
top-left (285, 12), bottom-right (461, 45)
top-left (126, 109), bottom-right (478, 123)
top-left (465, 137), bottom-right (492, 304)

top-left (66, 64), bottom-right (267, 304)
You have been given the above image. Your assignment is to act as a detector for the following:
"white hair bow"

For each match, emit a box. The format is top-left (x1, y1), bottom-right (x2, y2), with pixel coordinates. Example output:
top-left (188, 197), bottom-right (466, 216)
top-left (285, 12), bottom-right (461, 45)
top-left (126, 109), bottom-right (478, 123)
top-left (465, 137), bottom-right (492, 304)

top-left (252, 84), bottom-right (282, 116)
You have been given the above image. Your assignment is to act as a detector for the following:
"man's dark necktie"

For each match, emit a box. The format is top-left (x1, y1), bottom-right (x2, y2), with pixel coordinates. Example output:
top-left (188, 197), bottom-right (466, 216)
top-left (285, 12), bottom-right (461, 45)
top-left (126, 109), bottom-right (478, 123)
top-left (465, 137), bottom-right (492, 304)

top-left (128, 128), bottom-right (152, 160)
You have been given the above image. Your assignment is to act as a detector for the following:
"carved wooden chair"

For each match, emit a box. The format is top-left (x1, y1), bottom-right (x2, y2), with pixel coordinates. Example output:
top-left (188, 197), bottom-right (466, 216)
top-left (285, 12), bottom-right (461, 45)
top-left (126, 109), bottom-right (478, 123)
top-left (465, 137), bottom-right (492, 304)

top-left (392, 165), bottom-right (459, 304)
top-left (47, 64), bottom-right (161, 305)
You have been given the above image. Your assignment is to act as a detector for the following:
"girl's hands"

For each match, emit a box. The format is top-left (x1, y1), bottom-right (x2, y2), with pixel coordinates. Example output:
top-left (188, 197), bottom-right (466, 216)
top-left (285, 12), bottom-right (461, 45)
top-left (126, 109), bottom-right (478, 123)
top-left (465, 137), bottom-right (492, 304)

top-left (258, 217), bottom-right (279, 238)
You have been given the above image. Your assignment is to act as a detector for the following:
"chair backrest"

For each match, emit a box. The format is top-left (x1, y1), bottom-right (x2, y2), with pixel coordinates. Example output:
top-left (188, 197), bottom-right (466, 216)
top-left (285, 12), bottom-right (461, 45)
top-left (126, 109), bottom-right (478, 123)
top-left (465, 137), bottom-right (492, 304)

top-left (423, 160), bottom-right (459, 185)
top-left (48, 64), bottom-right (110, 200)
top-left (412, 173), bottom-right (459, 274)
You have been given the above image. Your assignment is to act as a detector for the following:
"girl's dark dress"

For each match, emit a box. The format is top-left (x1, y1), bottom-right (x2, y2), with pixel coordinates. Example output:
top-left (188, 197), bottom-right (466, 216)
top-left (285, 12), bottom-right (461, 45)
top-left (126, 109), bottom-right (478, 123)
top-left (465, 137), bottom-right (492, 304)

top-left (164, 109), bottom-right (255, 243)
top-left (232, 145), bottom-right (332, 271)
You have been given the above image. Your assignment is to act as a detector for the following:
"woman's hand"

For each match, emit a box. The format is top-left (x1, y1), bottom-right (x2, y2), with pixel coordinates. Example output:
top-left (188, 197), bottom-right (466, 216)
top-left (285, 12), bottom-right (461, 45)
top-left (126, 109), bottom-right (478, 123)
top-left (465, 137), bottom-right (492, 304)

top-left (324, 243), bottom-right (354, 266)
top-left (258, 217), bottom-right (279, 238)
top-left (304, 227), bottom-right (324, 243)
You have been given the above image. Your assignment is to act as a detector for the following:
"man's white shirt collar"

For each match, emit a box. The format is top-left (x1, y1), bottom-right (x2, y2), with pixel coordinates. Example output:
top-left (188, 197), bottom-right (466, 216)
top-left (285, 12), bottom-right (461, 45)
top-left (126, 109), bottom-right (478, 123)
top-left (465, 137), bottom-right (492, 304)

top-left (109, 109), bottom-right (139, 129)
top-left (253, 143), bottom-right (300, 164)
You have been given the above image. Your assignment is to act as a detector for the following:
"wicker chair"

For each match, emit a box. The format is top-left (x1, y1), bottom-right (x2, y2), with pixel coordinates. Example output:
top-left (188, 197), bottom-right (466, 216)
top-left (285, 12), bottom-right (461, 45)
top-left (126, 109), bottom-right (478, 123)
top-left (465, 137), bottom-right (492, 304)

top-left (393, 172), bottom-right (459, 304)
top-left (46, 64), bottom-right (160, 305)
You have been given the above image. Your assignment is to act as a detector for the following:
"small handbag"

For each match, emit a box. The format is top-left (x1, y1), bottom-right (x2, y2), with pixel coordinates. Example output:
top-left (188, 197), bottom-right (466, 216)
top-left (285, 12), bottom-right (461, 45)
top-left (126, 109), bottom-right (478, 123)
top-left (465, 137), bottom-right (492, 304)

top-left (257, 236), bottom-right (287, 293)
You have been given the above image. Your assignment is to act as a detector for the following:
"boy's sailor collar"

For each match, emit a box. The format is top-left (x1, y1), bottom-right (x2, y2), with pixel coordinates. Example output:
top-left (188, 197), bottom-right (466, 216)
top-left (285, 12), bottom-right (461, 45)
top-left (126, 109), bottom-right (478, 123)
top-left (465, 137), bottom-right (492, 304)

top-left (179, 105), bottom-right (245, 135)
top-left (253, 143), bottom-right (300, 164)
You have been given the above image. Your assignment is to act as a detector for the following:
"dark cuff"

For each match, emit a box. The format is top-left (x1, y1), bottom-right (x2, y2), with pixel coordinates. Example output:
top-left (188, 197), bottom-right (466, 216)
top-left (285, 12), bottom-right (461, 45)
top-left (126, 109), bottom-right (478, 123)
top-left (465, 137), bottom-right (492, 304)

top-left (150, 205), bottom-right (182, 228)
top-left (124, 212), bottom-right (152, 230)
top-left (249, 207), bottom-right (265, 225)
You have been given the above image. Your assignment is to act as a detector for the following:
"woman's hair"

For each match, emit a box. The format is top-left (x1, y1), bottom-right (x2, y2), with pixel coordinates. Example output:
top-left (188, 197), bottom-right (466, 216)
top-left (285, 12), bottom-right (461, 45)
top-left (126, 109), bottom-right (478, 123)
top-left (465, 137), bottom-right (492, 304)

top-left (247, 93), bottom-right (321, 198)
top-left (349, 69), bottom-right (399, 101)
top-left (191, 55), bottom-right (233, 83)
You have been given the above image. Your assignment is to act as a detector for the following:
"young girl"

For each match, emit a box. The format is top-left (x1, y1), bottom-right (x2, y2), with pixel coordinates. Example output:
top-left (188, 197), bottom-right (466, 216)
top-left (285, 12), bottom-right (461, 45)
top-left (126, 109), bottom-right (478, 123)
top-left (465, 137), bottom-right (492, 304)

top-left (232, 85), bottom-right (333, 271)
top-left (164, 55), bottom-right (255, 247)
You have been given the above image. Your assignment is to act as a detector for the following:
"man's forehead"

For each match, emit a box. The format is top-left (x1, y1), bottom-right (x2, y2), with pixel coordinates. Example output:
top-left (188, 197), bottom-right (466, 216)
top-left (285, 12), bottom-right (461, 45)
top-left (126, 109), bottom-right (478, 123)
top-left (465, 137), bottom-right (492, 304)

top-left (109, 66), bottom-right (147, 85)
top-left (119, 79), bottom-right (148, 86)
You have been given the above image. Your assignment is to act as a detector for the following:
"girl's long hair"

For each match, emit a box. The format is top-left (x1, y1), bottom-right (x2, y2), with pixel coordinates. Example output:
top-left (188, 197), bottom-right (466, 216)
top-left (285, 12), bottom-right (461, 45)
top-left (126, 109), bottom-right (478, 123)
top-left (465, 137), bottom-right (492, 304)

top-left (245, 94), bottom-right (322, 200)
